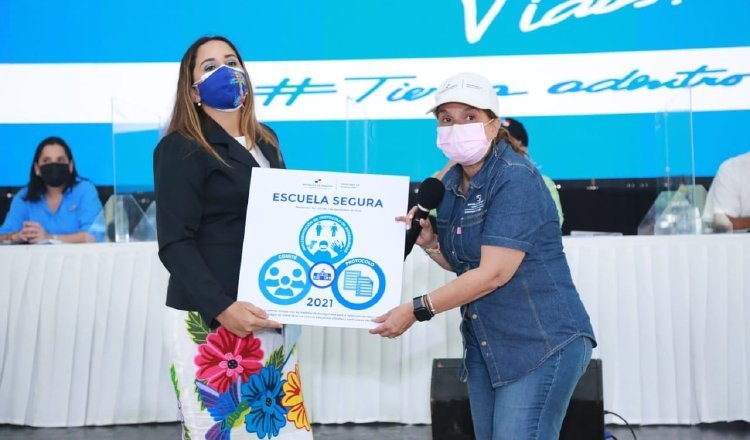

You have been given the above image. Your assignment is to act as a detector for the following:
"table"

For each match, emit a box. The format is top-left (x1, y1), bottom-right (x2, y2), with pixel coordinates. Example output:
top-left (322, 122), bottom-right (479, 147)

top-left (1, 235), bottom-right (748, 427)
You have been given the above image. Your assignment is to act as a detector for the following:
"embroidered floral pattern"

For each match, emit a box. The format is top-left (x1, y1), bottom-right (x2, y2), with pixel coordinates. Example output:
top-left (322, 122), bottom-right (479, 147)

top-left (195, 327), bottom-right (264, 393)
top-left (281, 364), bottom-right (310, 431)
top-left (241, 367), bottom-right (288, 439)
top-left (229, 70), bottom-right (247, 108)
top-left (196, 380), bottom-right (250, 440)
top-left (170, 364), bottom-right (193, 440)
top-left (179, 317), bottom-right (309, 439)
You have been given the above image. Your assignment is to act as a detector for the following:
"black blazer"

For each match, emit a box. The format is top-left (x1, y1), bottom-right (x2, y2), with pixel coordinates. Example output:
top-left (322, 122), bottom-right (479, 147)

top-left (153, 119), bottom-right (285, 327)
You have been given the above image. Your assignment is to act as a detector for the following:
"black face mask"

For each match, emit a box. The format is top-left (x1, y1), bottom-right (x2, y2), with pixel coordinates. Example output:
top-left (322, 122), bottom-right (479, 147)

top-left (39, 163), bottom-right (71, 187)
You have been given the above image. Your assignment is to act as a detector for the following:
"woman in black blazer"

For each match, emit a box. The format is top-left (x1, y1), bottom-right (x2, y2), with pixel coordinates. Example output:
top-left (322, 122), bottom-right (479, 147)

top-left (154, 36), bottom-right (313, 439)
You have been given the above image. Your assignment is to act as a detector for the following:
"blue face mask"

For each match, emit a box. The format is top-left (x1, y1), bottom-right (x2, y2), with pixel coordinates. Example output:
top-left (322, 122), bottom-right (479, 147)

top-left (193, 65), bottom-right (248, 112)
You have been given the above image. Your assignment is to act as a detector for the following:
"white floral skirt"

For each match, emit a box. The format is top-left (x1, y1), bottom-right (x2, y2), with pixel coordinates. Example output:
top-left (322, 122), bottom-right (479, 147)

top-left (164, 307), bottom-right (314, 440)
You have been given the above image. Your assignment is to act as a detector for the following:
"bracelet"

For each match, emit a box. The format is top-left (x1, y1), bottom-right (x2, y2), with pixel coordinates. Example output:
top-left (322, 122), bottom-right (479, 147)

top-left (421, 241), bottom-right (441, 256)
top-left (423, 294), bottom-right (436, 316)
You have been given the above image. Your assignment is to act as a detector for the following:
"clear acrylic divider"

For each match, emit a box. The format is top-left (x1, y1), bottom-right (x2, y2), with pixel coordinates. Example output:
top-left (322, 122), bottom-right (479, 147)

top-left (343, 97), bottom-right (418, 216)
top-left (638, 87), bottom-right (705, 235)
top-left (344, 96), bottom-right (372, 175)
top-left (107, 98), bottom-right (163, 242)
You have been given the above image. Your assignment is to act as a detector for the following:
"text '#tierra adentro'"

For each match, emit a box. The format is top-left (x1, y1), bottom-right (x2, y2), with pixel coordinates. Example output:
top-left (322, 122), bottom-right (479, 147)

top-left (272, 193), bottom-right (384, 208)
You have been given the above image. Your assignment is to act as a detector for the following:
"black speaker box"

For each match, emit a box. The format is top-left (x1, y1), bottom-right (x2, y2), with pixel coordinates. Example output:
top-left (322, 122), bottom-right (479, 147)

top-left (430, 358), bottom-right (604, 440)
top-left (431, 359), bottom-right (475, 440)
top-left (559, 358), bottom-right (604, 440)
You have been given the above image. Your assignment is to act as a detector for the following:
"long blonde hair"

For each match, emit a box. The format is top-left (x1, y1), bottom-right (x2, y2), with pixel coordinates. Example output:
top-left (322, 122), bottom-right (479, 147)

top-left (166, 36), bottom-right (279, 164)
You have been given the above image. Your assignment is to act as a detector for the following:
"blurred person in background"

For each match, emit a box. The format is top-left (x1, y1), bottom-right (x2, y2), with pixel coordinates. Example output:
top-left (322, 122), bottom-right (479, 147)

top-left (502, 117), bottom-right (564, 228)
top-left (702, 150), bottom-right (750, 231)
top-left (0, 136), bottom-right (103, 244)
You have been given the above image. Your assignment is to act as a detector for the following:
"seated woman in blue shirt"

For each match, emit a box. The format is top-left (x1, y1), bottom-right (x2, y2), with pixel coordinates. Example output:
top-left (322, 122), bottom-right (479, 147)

top-left (371, 73), bottom-right (596, 439)
top-left (0, 136), bottom-right (103, 244)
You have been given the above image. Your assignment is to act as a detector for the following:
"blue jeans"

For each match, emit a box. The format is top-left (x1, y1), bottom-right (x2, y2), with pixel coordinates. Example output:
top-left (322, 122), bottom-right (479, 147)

top-left (464, 326), bottom-right (593, 440)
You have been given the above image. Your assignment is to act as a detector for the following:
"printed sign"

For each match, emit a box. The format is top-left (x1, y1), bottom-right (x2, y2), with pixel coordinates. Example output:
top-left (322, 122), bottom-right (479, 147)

top-left (237, 168), bottom-right (409, 328)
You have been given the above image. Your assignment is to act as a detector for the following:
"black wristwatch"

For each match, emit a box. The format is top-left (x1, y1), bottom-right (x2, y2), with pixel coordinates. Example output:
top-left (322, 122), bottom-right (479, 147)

top-left (412, 296), bottom-right (433, 322)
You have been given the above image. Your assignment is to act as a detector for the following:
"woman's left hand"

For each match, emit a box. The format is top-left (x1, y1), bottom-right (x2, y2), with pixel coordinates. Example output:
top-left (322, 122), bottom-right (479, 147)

top-left (369, 302), bottom-right (417, 338)
top-left (23, 221), bottom-right (49, 244)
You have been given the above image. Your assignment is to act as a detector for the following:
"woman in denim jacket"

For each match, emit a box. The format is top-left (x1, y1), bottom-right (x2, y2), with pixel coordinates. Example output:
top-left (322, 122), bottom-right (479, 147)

top-left (371, 72), bottom-right (596, 439)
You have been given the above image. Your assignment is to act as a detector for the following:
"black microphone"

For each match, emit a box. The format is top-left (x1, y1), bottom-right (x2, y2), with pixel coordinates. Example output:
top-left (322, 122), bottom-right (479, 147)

top-left (404, 177), bottom-right (445, 259)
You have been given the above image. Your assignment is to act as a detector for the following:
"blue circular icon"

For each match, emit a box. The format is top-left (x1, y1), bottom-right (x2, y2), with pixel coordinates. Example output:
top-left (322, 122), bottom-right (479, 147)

top-left (331, 258), bottom-right (386, 310)
top-left (309, 262), bottom-right (336, 288)
top-left (299, 214), bottom-right (353, 264)
top-left (259, 254), bottom-right (311, 305)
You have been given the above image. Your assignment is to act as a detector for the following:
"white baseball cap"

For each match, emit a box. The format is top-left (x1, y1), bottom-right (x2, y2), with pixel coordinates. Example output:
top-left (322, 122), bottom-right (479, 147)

top-left (427, 72), bottom-right (499, 115)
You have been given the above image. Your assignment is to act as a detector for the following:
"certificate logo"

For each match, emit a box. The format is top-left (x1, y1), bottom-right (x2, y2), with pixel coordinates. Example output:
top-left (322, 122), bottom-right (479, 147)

top-left (309, 262), bottom-right (336, 288)
top-left (259, 254), bottom-right (312, 305)
top-left (331, 258), bottom-right (386, 310)
top-left (299, 214), bottom-right (353, 264)
top-left (258, 214), bottom-right (387, 311)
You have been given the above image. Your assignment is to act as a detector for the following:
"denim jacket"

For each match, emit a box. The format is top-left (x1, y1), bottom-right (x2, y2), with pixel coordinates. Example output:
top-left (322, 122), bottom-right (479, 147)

top-left (436, 140), bottom-right (596, 387)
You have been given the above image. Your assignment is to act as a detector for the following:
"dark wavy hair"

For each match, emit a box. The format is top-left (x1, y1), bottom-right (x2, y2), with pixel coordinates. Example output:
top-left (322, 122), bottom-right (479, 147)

top-left (23, 136), bottom-right (79, 202)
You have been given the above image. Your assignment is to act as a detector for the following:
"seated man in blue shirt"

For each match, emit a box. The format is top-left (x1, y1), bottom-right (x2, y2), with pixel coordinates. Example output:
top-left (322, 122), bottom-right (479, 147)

top-left (0, 136), bottom-right (104, 244)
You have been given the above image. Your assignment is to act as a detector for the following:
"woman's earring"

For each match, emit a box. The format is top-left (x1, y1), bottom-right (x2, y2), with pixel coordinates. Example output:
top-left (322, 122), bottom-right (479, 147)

top-left (196, 101), bottom-right (202, 107)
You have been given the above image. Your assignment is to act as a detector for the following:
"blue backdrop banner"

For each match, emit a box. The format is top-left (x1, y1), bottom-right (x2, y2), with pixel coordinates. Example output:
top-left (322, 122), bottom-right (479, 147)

top-left (1, 0), bottom-right (749, 187)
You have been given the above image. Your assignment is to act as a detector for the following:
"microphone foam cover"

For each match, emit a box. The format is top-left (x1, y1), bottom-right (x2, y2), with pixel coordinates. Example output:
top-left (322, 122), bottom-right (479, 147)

top-left (416, 177), bottom-right (446, 211)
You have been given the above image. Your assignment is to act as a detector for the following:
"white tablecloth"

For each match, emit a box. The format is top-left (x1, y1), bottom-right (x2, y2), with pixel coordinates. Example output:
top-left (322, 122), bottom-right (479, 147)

top-left (1, 235), bottom-right (748, 427)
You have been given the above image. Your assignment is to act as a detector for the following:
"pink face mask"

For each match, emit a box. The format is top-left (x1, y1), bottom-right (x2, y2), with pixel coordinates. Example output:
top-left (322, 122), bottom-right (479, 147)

top-left (436, 121), bottom-right (493, 166)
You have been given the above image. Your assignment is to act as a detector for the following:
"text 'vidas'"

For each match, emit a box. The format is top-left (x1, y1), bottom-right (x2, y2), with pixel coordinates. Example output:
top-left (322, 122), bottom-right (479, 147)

top-left (462, 0), bottom-right (684, 43)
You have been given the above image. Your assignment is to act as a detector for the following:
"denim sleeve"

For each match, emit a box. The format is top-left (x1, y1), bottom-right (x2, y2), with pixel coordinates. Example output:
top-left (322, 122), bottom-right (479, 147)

top-left (0, 190), bottom-right (29, 234)
top-left (481, 164), bottom-right (545, 253)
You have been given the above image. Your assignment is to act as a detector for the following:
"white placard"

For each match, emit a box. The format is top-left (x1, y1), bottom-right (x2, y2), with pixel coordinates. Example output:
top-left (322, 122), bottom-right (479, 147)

top-left (237, 168), bottom-right (409, 329)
